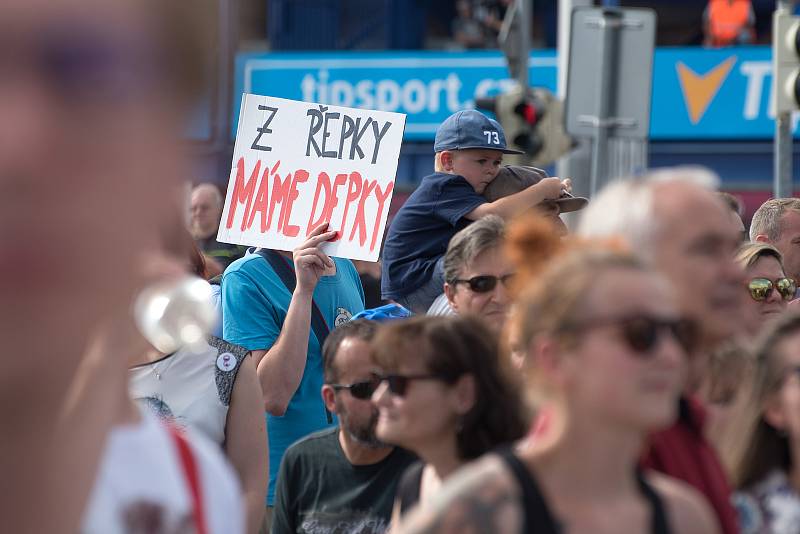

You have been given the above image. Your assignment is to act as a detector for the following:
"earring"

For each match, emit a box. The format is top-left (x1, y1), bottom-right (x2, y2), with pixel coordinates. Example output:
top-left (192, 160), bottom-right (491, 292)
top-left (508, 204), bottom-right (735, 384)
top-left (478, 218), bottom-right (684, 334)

top-left (455, 415), bottom-right (465, 434)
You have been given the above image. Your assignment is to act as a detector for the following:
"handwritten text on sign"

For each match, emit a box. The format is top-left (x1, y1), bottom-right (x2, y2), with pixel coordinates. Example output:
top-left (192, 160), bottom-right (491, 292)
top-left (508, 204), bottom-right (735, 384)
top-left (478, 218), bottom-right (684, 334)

top-left (218, 94), bottom-right (406, 262)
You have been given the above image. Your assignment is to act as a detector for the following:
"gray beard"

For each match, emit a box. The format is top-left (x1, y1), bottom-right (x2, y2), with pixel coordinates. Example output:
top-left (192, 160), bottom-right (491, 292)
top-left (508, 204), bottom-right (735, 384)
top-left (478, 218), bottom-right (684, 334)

top-left (342, 411), bottom-right (387, 449)
top-left (345, 428), bottom-right (387, 449)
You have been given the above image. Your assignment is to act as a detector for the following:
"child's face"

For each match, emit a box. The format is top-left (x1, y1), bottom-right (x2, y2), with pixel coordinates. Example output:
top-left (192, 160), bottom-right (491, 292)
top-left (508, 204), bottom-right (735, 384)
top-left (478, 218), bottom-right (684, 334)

top-left (449, 148), bottom-right (503, 194)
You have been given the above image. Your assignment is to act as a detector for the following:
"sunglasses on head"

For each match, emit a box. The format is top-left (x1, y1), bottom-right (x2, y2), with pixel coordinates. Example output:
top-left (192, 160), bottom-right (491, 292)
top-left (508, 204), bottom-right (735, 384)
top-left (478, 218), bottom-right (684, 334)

top-left (375, 374), bottom-right (447, 397)
top-left (330, 377), bottom-right (380, 400)
top-left (565, 315), bottom-right (698, 356)
top-left (452, 273), bottom-right (515, 293)
top-left (747, 277), bottom-right (796, 302)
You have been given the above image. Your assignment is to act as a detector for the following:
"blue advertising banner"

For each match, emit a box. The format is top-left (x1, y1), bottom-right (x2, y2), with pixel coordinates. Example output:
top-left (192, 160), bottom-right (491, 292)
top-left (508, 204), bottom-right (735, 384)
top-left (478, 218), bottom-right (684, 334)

top-left (234, 46), bottom-right (798, 142)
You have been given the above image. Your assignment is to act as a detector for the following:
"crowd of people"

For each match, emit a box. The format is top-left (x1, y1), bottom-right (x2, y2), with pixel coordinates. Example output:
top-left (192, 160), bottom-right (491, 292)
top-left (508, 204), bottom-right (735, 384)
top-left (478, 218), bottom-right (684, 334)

top-left (9, 0), bottom-right (800, 533)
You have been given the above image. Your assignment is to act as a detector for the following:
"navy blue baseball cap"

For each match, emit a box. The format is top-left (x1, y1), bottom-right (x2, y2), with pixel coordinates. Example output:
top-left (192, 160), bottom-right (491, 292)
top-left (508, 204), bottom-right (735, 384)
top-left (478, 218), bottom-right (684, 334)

top-left (434, 110), bottom-right (524, 154)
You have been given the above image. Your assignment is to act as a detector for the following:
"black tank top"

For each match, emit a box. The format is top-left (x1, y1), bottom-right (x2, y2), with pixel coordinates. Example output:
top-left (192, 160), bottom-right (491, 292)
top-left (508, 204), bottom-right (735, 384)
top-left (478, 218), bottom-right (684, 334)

top-left (496, 448), bottom-right (671, 534)
top-left (397, 461), bottom-right (425, 515)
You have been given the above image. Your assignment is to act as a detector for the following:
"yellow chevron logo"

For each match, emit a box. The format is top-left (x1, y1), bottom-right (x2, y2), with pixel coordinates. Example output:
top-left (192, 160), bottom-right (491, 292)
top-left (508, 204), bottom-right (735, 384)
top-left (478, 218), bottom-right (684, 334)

top-left (676, 56), bottom-right (736, 125)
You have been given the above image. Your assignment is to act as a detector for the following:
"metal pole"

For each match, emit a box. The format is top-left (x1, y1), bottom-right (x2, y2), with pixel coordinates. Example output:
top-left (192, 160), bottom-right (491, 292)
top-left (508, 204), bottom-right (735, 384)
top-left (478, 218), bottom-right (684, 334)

top-left (589, 11), bottom-right (622, 195)
top-left (557, 0), bottom-right (593, 207)
top-left (517, 0), bottom-right (532, 89)
top-left (775, 0), bottom-right (794, 198)
top-left (775, 114), bottom-right (793, 197)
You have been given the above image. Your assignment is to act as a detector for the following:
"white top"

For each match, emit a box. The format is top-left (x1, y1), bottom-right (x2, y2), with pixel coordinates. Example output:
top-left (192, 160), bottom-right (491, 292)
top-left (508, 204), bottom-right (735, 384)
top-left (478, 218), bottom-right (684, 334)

top-left (426, 292), bottom-right (455, 316)
top-left (81, 408), bottom-right (244, 534)
top-left (129, 338), bottom-right (246, 446)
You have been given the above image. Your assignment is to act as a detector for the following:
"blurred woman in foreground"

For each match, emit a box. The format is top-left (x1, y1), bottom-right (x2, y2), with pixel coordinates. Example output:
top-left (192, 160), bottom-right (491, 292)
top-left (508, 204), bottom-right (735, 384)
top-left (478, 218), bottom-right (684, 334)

top-left (398, 243), bottom-right (718, 534)
top-left (727, 312), bottom-right (800, 534)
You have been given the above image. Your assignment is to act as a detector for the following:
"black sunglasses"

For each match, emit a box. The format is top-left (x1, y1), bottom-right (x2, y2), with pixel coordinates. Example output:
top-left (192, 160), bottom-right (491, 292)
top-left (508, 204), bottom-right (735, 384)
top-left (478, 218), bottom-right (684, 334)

top-left (330, 377), bottom-right (380, 400)
top-left (563, 315), bottom-right (698, 356)
top-left (451, 273), bottom-right (515, 293)
top-left (375, 374), bottom-right (446, 397)
top-left (747, 277), bottom-right (796, 302)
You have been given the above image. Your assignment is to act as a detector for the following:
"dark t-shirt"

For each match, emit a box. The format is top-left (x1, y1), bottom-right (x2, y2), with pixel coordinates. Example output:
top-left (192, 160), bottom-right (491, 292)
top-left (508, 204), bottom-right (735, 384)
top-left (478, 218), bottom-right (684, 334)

top-left (380, 172), bottom-right (485, 300)
top-left (271, 427), bottom-right (417, 534)
top-left (196, 236), bottom-right (246, 268)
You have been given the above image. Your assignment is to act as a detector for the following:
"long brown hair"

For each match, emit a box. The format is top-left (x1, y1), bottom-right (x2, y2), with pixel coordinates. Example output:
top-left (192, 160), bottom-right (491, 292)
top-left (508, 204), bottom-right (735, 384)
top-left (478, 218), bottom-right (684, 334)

top-left (725, 312), bottom-right (800, 489)
top-left (371, 315), bottom-right (529, 460)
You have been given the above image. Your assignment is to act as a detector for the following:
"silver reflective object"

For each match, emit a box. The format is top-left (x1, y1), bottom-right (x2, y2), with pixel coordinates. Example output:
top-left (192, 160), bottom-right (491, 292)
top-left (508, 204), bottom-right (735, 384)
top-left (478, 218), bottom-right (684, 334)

top-left (134, 276), bottom-right (217, 354)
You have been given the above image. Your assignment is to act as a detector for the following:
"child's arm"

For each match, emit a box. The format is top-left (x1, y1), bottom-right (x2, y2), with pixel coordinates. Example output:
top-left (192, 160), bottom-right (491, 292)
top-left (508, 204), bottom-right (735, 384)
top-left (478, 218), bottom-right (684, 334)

top-left (465, 177), bottom-right (565, 220)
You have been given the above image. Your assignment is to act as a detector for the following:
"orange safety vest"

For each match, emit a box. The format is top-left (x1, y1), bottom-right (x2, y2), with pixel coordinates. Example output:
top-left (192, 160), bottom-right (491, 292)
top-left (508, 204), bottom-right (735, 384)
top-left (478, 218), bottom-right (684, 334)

top-left (707, 0), bottom-right (753, 47)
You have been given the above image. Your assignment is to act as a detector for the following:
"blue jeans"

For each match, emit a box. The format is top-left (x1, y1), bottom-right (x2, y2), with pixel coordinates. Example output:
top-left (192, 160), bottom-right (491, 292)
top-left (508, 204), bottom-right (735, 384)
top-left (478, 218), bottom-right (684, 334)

top-left (396, 256), bottom-right (445, 314)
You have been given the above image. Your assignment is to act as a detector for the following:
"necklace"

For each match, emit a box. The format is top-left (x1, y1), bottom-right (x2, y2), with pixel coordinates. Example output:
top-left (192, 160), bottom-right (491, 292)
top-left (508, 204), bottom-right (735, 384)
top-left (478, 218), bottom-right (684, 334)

top-left (137, 350), bottom-right (179, 381)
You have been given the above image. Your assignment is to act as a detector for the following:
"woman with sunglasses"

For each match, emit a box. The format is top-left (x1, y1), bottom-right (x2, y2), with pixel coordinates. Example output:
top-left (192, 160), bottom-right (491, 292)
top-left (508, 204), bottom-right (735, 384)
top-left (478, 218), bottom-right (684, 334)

top-left (726, 312), bottom-right (800, 534)
top-left (438, 216), bottom-right (515, 331)
top-left (370, 315), bottom-right (528, 523)
top-left (397, 247), bottom-right (718, 534)
top-left (737, 243), bottom-right (795, 333)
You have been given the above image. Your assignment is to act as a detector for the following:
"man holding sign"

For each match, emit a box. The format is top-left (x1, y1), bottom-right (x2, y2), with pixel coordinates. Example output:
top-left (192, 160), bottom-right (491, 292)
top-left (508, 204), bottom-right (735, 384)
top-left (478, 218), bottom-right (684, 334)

top-left (220, 95), bottom-right (404, 530)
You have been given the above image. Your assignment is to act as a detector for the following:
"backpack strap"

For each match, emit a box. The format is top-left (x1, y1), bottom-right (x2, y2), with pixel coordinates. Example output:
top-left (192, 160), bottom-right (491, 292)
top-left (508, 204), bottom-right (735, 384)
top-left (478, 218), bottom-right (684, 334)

top-left (256, 248), bottom-right (333, 423)
top-left (166, 424), bottom-right (208, 534)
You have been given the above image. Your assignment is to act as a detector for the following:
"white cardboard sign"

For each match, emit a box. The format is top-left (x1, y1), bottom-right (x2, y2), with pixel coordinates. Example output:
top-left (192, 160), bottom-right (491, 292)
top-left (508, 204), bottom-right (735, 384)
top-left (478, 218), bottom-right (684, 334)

top-left (218, 94), bottom-right (406, 262)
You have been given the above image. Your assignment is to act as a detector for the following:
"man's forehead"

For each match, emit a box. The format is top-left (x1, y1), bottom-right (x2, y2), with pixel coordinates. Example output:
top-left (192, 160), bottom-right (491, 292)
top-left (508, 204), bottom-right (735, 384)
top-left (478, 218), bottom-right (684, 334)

top-left (779, 209), bottom-right (800, 238)
top-left (192, 189), bottom-right (214, 203)
top-left (652, 181), bottom-right (730, 232)
top-left (335, 338), bottom-right (373, 370)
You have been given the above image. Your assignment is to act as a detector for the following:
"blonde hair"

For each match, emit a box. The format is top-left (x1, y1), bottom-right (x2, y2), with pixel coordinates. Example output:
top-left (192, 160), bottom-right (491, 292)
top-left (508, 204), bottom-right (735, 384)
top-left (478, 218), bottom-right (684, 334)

top-left (736, 242), bottom-right (784, 271)
top-left (434, 152), bottom-right (445, 173)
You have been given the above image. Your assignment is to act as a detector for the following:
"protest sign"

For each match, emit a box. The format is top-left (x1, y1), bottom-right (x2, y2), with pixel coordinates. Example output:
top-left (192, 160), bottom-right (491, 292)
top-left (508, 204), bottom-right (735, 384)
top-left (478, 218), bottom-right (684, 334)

top-left (218, 94), bottom-right (406, 262)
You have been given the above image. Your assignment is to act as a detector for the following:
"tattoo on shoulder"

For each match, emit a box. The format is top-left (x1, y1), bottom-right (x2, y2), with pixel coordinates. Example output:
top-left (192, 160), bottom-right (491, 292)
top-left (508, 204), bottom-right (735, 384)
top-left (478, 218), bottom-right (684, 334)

top-left (400, 458), bottom-right (522, 534)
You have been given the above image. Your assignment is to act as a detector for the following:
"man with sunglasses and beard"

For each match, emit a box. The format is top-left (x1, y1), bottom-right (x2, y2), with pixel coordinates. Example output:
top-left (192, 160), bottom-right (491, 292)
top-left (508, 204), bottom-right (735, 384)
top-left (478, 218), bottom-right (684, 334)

top-left (271, 319), bottom-right (416, 534)
top-left (577, 167), bottom-right (746, 534)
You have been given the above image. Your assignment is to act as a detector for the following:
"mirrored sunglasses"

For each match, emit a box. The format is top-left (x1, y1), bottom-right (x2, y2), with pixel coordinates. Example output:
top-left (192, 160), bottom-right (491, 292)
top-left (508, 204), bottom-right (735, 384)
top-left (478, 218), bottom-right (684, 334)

top-left (747, 277), bottom-right (796, 302)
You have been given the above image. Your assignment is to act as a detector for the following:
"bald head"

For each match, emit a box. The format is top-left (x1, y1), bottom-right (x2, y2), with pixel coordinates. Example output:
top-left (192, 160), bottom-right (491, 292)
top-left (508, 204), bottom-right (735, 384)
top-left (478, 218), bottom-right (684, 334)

top-left (579, 169), bottom-right (745, 361)
top-left (190, 183), bottom-right (223, 240)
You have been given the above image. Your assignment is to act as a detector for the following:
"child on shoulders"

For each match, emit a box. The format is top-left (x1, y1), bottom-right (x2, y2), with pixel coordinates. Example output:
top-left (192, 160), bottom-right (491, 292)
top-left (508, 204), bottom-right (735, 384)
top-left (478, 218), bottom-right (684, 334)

top-left (381, 109), bottom-right (568, 312)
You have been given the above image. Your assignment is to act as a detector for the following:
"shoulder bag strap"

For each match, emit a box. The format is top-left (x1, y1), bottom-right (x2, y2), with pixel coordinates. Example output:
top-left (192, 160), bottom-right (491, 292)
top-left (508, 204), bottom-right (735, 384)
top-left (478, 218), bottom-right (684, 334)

top-left (167, 424), bottom-right (208, 534)
top-left (256, 249), bottom-right (333, 423)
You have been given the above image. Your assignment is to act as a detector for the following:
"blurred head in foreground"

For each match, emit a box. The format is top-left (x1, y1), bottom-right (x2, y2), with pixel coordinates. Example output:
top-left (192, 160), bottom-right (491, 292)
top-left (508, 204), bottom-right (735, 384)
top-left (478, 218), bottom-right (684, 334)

top-left (0, 0), bottom-right (212, 386)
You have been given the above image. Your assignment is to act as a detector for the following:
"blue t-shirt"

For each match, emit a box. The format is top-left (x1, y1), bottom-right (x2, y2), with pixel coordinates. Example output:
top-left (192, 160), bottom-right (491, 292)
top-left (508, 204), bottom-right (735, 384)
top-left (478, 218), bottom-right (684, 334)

top-left (221, 251), bottom-right (365, 505)
top-left (381, 172), bottom-right (485, 300)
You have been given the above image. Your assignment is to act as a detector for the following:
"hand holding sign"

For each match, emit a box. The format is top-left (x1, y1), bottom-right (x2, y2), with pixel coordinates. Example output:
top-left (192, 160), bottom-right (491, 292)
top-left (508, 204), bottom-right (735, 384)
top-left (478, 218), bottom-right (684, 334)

top-left (219, 94), bottom-right (406, 262)
top-left (294, 223), bottom-right (337, 295)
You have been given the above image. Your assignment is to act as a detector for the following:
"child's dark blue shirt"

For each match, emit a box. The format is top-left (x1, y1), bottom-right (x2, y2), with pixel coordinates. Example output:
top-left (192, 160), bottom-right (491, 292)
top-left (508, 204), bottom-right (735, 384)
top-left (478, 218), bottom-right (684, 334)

top-left (380, 172), bottom-right (486, 300)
